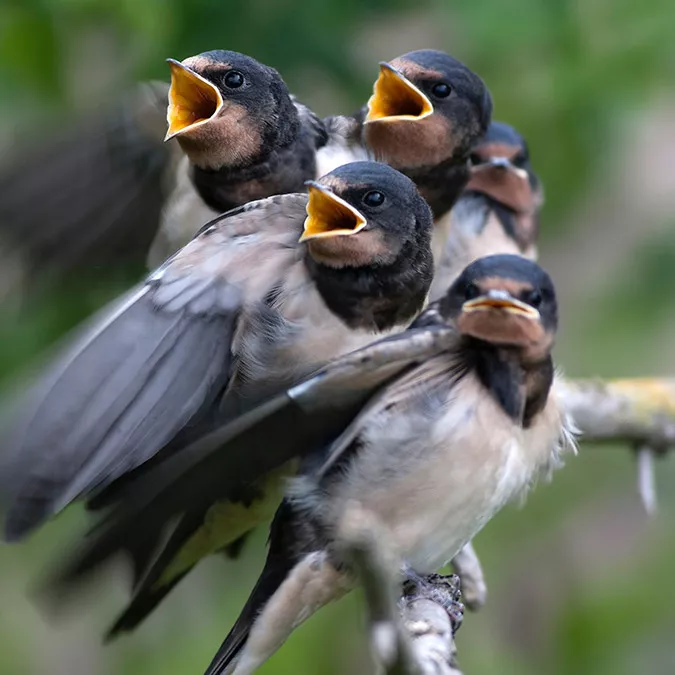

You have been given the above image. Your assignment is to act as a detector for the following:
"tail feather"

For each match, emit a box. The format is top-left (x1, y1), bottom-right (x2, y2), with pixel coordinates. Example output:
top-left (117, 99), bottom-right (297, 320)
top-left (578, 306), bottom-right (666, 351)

top-left (106, 511), bottom-right (205, 637)
top-left (205, 550), bottom-right (295, 675)
top-left (107, 571), bottom-right (189, 641)
top-left (205, 500), bottom-right (307, 675)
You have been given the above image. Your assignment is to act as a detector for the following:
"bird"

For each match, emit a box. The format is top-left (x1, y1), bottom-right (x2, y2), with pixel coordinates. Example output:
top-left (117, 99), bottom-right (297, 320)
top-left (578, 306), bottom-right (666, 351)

top-left (47, 254), bottom-right (574, 675)
top-left (0, 160), bottom-right (434, 548)
top-left (0, 49), bottom-right (490, 300)
top-left (167, 118), bottom-right (541, 596)
top-left (430, 120), bottom-right (543, 299)
top-left (151, 49), bottom-right (328, 266)
top-left (161, 48), bottom-right (492, 265)
top-left (318, 49), bottom-right (493, 226)
top-left (0, 50), bottom-right (327, 295)
top-left (76, 57), bottom-right (494, 621)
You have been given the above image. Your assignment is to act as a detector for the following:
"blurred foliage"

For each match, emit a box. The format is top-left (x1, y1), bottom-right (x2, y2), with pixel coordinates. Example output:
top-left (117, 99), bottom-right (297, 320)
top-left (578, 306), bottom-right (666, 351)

top-left (1, 1), bottom-right (675, 674)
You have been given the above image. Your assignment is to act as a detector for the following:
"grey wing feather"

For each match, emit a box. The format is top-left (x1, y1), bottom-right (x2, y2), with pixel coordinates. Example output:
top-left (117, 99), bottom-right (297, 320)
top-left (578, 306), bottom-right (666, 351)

top-left (1, 244), bottom-right (242, 541)
top-left (1, 192), bottom-right (309, 541)
top-left (0, 82), bottom-right (170, 289)
top-left (45, 325), bottom-right (456, 587)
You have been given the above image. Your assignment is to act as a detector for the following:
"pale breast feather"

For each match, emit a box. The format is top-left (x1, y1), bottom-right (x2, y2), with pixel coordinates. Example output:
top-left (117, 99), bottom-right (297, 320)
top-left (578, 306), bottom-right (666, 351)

top-left (329, 362), bottom-right (568, 573)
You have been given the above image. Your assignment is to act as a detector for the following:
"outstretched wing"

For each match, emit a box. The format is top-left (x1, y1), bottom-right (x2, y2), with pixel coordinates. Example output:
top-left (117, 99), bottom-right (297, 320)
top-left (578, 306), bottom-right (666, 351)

top-left (47, 324), bottom-right (456, 588)
top-left (0, 195), bottom-right (307, 541)
top-left (0, 82), bottom-right (173, 293)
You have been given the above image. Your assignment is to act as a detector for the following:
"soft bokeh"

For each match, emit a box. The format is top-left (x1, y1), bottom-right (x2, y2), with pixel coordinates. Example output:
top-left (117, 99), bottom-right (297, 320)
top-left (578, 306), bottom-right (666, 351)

top-left (1, 1), bottom-right (675, 674)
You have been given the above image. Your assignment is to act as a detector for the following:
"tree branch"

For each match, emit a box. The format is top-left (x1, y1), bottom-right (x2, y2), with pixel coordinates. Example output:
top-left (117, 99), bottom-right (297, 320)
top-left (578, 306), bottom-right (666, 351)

top-left (558, 376), bottom-right (675, 513)
top-left (557, 377), bottom-right (675, 448)
top-left (338, 502), bottom-right (463, 675)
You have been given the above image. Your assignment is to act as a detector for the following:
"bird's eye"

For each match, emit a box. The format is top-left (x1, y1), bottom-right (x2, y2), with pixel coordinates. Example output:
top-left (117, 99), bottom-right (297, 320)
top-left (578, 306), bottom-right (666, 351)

top-left (464, 282), bottom-right (480, 300)
top-left (224, 71), bottom-right (245, 88)
top-left (362, 190), bottom-right (385, 207)
top-left (431, 82), bottom-right (452, 98)
top-left (469, 153), bottom-right (482, 166)
top-left (524, 289), bottom-right (542, 308)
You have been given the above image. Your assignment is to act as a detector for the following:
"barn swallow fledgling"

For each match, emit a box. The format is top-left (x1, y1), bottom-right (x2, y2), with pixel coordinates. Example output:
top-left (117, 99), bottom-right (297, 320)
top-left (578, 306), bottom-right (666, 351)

top-left (0, 51), bottom-right (328, 291)
top-left (430, 121), bottom-right (543, 299)
top-left (65, 123), bottom-right (529, 627)
top-left (0, 161), bottom-right (434, 547)
top-left (49, 255), bottom-right (574, 675)
top-left (318, 50), bottom-right (493, 224)
top-left (151, 49), bottom-right (329, 265)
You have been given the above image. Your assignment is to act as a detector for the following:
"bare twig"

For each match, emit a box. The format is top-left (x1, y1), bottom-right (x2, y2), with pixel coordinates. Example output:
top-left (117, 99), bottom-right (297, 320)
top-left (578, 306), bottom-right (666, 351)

top-left (338, 502), bottom-right (463, 675)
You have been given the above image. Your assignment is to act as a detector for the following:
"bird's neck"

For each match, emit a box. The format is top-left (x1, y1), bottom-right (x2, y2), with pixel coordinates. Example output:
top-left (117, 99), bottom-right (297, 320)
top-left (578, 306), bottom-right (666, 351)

top-left (464, 339), bottom-right (554, 427)
top-left (190, 143), bottom-right (296, 213)
top-left (188, 92), bottom-right (304, 212)
top-left (405, 160), bottom-right (471, 219)
top-left (305, 238), bottom-right (432, 333)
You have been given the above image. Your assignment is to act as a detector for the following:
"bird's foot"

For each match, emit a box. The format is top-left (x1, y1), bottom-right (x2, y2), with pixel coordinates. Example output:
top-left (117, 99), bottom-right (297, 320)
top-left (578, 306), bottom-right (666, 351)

top-left (401, 566), bottom-right (464, 635)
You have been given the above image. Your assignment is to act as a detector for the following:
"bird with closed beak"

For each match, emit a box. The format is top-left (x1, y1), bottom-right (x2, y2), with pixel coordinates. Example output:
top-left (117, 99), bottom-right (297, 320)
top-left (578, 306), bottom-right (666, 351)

top-left (47, 254), bottom-right (574, 675)
top-left (0, 161), bottom-right (434, 554)
top-left (431, 120), bottom-right (543, 298)
top-left (319, 49), bottom-right (493, 227)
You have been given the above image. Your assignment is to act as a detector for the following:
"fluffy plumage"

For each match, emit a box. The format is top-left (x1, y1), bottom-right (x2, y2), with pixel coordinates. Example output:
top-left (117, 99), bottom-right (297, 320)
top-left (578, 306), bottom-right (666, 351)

top-left (44, 255), bottom-right (573, 675)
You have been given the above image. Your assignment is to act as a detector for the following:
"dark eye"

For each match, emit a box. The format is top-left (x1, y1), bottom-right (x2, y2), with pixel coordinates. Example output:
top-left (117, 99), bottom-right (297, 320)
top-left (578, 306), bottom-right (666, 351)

top-left (469, 153), bottom-right (482, 166)
top-left (464, 282), bottom-right (480, 300)
top-left (362, 190), bottom-right (385, 207)
top-left (524, 289), bottom-right (542, 308)
top-left (224, 71), bottom-right (244, 88)
top-left (431, 82), bottom-right (451, 98)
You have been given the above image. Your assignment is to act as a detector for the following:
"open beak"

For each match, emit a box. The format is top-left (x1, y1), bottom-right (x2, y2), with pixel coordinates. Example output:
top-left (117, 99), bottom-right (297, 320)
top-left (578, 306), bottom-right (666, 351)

top-left (300, 182), bottom-right (368, 242)
top-left (165, 59), bottom-right (224, 141)
top-left (462, 290), bottom-right (539, 319)
top-left (365, 62), bottom-right (433, 124)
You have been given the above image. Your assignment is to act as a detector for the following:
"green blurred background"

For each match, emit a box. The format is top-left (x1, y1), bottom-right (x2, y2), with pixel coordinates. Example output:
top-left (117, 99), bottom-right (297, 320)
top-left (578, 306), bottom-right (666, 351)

top-left (2, 0), bottom-right (675, 673)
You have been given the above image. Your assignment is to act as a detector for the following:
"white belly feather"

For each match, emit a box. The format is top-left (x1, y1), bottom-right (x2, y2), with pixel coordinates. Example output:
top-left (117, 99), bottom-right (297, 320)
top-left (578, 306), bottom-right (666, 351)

top-left (335, 373), bottom-right (568, 573)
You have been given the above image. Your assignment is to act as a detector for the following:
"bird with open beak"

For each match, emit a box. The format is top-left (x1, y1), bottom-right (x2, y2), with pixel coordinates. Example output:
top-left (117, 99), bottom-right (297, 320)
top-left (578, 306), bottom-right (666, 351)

top-left (318, 50), bottom-right (492, 230)
top-left (0, 50), bottom-right (328, 291)
top-left (0, 160), bottom-right (434, 579)
top-left (152, 49), bottom-right (329, 265)
top-left (47, 255), bottom-right (574, 675)
top-left (0, 49), bottom-right (489, 298)
top-left (430, 120), bottom-right (543, 298)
